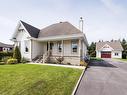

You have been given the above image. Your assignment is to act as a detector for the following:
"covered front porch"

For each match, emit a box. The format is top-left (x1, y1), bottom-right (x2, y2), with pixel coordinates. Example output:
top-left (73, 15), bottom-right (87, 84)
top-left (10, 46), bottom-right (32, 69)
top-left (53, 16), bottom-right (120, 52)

top-left (31, 39), bottom-right (83, 65)
top-left (29, 33), bottom-right (87, 65)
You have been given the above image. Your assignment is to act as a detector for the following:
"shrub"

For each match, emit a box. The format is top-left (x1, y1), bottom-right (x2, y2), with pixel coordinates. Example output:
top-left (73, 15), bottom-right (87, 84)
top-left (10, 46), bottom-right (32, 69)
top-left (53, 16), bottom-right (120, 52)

top-left (0, 52), bottom-right (13, 60)
top-left (7, 58), bottom-right (18, 64)
top-left (2, 56), bottom-right (12, 64)
top-left (80, 60), bottom-right (87, 66)
top-left (56, 57), bottom-right (64, 64)
top-left (0, 62), bottom-right (5, 65)
top-left (67, 62), bottom-right (71, 65)
top-left (122, 52), bottom-right (126, 59)
top-left (13, 46), bottom-right (21, 63)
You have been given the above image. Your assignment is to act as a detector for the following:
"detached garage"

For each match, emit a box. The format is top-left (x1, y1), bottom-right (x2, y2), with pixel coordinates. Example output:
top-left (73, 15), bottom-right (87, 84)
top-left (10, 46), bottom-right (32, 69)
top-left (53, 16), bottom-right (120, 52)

top-left (96, 40), bottom-right (123, 58)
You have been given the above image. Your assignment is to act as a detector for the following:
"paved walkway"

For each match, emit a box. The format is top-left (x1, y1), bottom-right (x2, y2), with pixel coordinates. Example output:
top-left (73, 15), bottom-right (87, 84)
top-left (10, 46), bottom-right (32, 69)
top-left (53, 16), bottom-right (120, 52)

top-left (75, 59), bottom-right (127, 95)
top-left (28, 63), bottom-right (85, 69)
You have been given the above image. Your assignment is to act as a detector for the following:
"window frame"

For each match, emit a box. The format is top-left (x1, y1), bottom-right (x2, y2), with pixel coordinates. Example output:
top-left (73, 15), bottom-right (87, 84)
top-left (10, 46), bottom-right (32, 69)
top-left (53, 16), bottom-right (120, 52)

top-left (115, 53), bottom-right (119, 56)
top-left (24, 40), bottom-right (29, 53)
top-left (71, 40), bottom-right (78, 53)
top-left (57, 41), bottom-right (62, 52)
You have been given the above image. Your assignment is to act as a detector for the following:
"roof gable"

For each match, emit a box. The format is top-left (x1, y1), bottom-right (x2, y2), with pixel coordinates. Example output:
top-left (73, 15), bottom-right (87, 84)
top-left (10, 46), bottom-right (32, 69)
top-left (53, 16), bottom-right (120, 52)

top-left (38, 22), bottom-right (83, 38)
top-left (20, 20), bottom-right (40, 38)
top-left (96, 41), bottom-right (123, 51)
top-left (100, 44), bottom-right (114, 51)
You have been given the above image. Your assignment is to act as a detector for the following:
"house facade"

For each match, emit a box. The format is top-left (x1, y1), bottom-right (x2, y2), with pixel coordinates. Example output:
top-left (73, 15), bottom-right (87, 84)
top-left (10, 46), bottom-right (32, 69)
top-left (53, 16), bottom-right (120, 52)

top-left (0, 42), bottom-right (13, 52)
top-left (96, 41), bottom-right (123, 58)
top-left (11, 20), bottom-right (88, 65)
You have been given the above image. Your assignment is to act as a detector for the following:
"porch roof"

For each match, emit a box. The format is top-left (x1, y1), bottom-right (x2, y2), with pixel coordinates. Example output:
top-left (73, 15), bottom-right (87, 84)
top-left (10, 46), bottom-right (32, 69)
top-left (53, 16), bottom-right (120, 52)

top-left (29, 33), bottom-right (85, 41)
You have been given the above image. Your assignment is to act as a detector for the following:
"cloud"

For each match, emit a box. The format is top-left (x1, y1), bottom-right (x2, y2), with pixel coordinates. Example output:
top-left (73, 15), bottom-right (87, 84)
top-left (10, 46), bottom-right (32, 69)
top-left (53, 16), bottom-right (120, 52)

top-left (100, 0), bottom-right (125, 15)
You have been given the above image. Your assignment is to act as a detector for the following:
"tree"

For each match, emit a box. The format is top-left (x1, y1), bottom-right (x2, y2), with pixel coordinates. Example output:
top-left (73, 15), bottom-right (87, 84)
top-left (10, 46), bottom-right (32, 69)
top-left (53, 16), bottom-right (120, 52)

top-left (88, 42), bottom-right (96, 57)
top-left (121, 38), bottom-right (127, 59)
top-left (121, 39), bottom-right (127, 51)
top-left (13, 46), bottom-right (21, 63)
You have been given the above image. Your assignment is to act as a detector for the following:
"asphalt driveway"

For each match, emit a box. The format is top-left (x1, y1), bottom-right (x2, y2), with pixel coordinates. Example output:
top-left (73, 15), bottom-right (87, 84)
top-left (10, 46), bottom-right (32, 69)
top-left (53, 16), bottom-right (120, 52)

top-left (75, 59), bottom-right (127, 95)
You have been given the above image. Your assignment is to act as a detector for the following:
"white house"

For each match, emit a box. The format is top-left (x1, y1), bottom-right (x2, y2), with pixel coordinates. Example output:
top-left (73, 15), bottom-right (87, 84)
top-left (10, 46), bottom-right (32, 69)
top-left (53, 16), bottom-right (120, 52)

top-left (11, 20), bottom-right (88, 65)
top-left (0, 42), bottom-right (13, 52)
top-left (96, 41), bottom-right (123, 58)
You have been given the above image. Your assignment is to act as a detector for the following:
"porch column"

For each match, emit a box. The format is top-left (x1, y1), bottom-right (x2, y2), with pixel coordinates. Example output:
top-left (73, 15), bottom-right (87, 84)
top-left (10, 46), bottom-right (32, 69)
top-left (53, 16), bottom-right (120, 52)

top-left (62, 40), bottom-right (64, 56)
top-left (79, 39), bottom-right (81, 57)
top-left (30, 39), bottom-right (32, 61)
top-left (48, 41), bottom-right (50, 55)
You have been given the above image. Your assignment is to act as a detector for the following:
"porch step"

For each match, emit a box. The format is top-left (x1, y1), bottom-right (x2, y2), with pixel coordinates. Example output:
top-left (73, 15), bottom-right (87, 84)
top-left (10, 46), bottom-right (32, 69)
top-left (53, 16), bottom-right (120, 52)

top-left (32, 55), bottom-right (50, 63)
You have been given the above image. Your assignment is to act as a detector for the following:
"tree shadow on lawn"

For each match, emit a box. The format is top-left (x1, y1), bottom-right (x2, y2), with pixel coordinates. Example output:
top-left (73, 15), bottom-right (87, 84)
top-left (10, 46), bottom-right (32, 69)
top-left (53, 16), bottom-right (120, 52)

top-left (88, 60), bottom-right (117, 68)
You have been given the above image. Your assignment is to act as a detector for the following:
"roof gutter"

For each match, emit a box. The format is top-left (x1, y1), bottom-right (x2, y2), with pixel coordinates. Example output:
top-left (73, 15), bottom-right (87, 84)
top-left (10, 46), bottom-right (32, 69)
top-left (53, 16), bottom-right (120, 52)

top-left (28, 34), bottom-right (85, 41)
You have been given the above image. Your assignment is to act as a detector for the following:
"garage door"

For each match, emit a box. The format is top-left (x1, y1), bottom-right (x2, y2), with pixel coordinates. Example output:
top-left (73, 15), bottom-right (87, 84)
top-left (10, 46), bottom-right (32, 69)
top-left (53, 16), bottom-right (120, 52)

top-left (101, 52), bottom-right (111, 58)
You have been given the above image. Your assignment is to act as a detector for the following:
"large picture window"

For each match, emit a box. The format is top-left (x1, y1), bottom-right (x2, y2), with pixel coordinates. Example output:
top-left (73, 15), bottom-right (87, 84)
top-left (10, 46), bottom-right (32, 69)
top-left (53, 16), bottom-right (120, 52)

top-left (57, 41), bottom-right (62, 52)
top-left (72, 40), bottom-right (78, 52)
top-left (24, 40), bottom-right (29, 53)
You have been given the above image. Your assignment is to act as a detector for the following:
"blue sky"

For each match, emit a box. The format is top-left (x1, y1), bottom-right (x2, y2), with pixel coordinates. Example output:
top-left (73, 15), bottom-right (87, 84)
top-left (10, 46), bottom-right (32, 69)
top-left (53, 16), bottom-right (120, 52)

top-left (0, 0), bottom-right (127, 44)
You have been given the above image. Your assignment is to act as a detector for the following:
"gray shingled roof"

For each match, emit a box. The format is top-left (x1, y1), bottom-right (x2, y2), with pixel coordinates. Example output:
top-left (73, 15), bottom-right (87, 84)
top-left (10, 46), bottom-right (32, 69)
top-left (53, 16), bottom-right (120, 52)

top-left (38, 22), bottom-right (83, 38)
top-left (96, 41), bottom-right (123, 51)
top-left (0, 42), bottom-right (13, 48)
top-left (20, 20), bottom-right (40, 38)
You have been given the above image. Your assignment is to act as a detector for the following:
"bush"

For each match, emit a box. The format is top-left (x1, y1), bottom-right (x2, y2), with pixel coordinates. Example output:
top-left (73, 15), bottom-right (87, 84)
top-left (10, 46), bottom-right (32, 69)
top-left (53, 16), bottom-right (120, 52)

top-left (67, 62), bottom-right (71, 65)
top-left (13, 46), bottom-right (21, 63)
top-left (7, 58), bottom-right (18, 64)
top-left (2, 56), bottom-right (12, 63)
top-left (0, 62), bottom-right (5, 65)
top-left (0, 52), bottom-right (13, 60)
top-left (122, 52), bottom-right (126, 59)
top-left (56, 57), bottom-right (64, 64)
top-left (80, 60), bottom-right (87, 66)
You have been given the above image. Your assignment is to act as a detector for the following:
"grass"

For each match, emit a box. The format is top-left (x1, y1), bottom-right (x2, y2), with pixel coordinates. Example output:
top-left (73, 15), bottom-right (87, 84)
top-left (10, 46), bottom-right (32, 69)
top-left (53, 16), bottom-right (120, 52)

top-left (113, 58), bottom-right (127, 63)
top-left (0, 64), bottom-right (82, 95)
top-left (90, 57), bottom-right (103, 61)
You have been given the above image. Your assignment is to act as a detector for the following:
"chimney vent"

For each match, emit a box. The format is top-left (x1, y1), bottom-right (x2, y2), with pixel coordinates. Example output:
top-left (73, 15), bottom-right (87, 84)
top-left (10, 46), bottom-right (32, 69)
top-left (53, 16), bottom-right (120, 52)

top-left (79, 17), bottom-right (84, 32)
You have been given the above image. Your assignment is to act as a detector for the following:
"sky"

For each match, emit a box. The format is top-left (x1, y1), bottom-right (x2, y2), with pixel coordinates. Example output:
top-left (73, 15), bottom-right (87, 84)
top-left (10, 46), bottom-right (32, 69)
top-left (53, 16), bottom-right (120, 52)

top-left (0, 0), bottom-right (127, 44)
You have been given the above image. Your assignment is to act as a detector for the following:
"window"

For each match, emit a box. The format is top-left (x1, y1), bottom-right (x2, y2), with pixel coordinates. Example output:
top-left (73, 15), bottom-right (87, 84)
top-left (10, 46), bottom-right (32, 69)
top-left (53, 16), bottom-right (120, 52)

top-left (10, 48), bottom-right (12, 50)
top-left (24, 40), bottom-right (29, 52)
top-left (115, 53), bottom-right (119, 56)
top-left (57, 41), bottom-right (62, 52)
top-left (72, 40), bottom-right (78, 52)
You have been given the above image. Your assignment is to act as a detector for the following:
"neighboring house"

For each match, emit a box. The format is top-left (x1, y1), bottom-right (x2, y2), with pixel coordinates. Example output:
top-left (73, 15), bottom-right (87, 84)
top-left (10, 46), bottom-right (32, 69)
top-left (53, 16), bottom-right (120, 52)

top-left (11, 20), bottom-right (88, 65)
top-left (96, 41), bottom-right (123, 58)
top-left (0, 42), bottom-right (13, 52)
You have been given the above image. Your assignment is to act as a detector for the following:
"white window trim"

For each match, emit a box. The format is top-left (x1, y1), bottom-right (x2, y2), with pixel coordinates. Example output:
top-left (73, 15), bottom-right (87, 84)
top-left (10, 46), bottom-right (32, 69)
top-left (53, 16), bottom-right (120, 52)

top-left (24, 40), bottom-right (29, 53)
top-left (71, 40), bottom-right (78, 54)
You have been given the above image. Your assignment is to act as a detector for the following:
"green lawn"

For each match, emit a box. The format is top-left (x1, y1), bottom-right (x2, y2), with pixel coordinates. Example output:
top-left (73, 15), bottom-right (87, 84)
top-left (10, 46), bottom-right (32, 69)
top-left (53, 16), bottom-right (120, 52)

top-left (0, 64), bottom-right (82, 95)
top-left (113, 58), bottom-right (127, 63)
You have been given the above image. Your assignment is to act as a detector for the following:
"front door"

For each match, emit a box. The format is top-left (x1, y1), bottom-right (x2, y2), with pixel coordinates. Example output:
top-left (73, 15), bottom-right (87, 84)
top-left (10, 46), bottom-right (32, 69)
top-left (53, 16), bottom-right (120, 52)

top-left (47, 42), bottom-right (54, 55)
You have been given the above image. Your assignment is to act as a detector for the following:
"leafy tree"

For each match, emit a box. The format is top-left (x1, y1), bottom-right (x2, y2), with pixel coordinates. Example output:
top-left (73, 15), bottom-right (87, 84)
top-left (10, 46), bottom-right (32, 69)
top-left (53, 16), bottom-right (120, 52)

top-left (13, 46), bottom-right (21, 63)
top-left (88, 42), bottom-right (96, 57)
